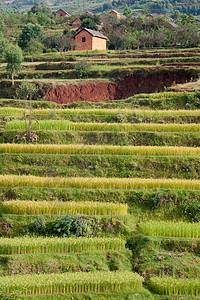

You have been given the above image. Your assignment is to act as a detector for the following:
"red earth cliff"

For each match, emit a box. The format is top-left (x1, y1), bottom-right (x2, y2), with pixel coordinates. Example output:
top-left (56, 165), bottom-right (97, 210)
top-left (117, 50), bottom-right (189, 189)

top-left (44, 69), bottom-right (196, 104)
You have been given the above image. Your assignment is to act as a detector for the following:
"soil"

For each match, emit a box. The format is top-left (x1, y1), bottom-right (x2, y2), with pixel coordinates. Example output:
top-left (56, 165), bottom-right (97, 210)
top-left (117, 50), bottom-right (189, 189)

top-left (44, 69), bottom-right (197, 104)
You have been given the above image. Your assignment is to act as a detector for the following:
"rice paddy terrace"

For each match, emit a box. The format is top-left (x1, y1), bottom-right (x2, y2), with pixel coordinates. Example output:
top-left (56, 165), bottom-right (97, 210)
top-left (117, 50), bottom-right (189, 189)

top-left (0, 48), bottom-right (200, 299)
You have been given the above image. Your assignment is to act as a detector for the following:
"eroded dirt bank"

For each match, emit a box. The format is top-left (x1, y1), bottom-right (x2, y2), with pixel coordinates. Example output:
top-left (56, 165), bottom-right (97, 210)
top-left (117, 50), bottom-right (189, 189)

top-left (44, 69), bottom-right (198, 104)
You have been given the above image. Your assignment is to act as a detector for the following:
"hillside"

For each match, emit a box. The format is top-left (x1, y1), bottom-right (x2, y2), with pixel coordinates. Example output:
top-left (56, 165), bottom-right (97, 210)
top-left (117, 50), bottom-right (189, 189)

top-left (0, 0), bottom-right (200, 16)
top-left (0, 48), bottom-right (200, 298)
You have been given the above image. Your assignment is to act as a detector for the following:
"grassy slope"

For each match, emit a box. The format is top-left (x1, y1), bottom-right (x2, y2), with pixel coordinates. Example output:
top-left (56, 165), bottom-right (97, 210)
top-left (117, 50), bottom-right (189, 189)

top-left (0, 49), bottom-right (200, 298)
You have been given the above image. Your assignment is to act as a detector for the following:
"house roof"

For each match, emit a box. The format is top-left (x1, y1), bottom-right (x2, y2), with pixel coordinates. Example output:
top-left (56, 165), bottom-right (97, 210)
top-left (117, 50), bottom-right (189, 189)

top-left (55, 9), bottom-right (70, 16)
top-left (73, 28), bottom-right (108, 40)
top-left (84, 11), bottom-right (94, 16)
top-left (146, 14), bottom-right (154, 18)
top-left (72, 18), bottom-right (81, 24)
top-left (109, 10), bottom-right (120, 15)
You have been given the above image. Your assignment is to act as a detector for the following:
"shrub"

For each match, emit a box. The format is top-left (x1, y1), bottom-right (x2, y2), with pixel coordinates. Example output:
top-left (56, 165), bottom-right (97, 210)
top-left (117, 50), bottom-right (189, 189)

top-left (74, 61), bottom-right (91, 78)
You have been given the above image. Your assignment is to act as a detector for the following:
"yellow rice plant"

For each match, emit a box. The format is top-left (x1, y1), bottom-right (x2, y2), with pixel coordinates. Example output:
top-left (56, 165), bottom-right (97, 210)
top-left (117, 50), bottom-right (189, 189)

top-left (0, 237), bottom-right (125, 255)
top-left (3, 200), bottom-right (128, 215)
top-left (0, 271), bottom-right (143, 295)
top-left (140, 221), bottom-right (200, 238)
top-left (0, 144), bottom-right (199, 156)
top-left (149, 277), bottom-right (200, 296)
top-left (0, 175), bottom-right (199, 190)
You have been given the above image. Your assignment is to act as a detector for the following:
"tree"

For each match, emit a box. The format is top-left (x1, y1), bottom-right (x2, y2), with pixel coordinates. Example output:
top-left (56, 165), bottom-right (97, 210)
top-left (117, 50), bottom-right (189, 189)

top-left (18, 23), bottom-right (44, 50)
top-left (55, 31), bottom-right (71, 55)
top-left (29, 3), bottom-right (52, 17)
top-left (4, 44), bottom-right (23, 85)
top-left (26, 38), bottom-right (44, 55)
top-left (175, 24), bottom-right (200, 47)
top-left (81, 18), bottom-right (98, 30)
top-left (16, 79), bottom-right (38, 140)
top-left (181, 14), bottom-right (196, 25)
top-left (123, 5), bottom-right (132, 17)
top-left (0, 33), bottom-right (7, 59)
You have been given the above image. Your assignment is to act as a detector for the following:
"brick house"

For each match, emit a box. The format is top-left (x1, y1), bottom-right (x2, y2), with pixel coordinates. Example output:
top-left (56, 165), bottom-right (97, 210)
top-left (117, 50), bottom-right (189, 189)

top-left (71, 28), bottom-right (107, 51)
top-left (72, 18), bottom-right (81, 29)
top-left (54, 9), bottom-right (70, 18)
top-left (108, 10), bottom-right (121, 19)
top-left (146, 14), bottom-right (154, 20)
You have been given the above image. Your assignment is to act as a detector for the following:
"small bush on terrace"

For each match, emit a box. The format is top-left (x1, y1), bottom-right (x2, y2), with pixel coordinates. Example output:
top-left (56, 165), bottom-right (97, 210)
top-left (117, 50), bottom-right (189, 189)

top-left (74, 61), bottom-right (91, 78)
top-left (26, 213), bottom-right (84, 237)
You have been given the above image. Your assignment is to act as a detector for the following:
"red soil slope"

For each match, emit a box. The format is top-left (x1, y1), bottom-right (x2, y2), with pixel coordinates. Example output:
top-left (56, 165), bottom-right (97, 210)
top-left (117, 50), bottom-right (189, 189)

top-left (45, 69), bottom-right (196, 104)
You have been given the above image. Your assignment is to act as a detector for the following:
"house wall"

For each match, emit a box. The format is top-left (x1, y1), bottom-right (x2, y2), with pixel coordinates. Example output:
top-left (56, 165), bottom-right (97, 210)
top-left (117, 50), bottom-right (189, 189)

top-left (56, 10), bottom-right (68, 17)
top-left (108, 11), bottom-right (120, 19)
top-left (71, 30), bottom-right (93, 51)
top-left (72, 19), bottom-right (81, 28)
top-left (92, 37), bottom-right (107, 51)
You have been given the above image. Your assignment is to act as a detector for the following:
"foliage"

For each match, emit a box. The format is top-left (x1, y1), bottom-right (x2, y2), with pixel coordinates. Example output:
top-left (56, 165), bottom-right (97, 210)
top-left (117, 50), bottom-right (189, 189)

top-left (0, 32), bottom-right (7, 59)
top-left (18, 23), bottom-right (44, 50)
top-left (74, 61), bottom-right (91, 78)
top-left (123, 5), bottom-right (132, 17)
top-left (29, 2), bottom-right (52, 18)
top-left (181, 199), bottom-right (200, 222)
top-left (4, 44), bottom-right (23, 85)
top-left (81, 18), bottom-right (98, 30)
top-left (16, 79), bottom-right (38, 101)
top-left (50, 213), bottom-right (85, 237)
top-left (15, 79), bottom-right (38, 139)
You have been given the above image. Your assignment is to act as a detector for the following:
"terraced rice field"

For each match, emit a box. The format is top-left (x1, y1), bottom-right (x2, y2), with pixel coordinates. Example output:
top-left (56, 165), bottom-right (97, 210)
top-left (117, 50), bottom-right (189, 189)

top-left (0, 49), bottom-right (200, 299)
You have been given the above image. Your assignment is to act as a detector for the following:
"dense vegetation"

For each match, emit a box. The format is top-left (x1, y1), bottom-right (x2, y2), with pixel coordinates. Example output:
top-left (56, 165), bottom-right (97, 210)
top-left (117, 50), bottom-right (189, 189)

top-left (0, 0), bottom-right (200, 16)
top-left (0, 3), bottom-right (199, 297)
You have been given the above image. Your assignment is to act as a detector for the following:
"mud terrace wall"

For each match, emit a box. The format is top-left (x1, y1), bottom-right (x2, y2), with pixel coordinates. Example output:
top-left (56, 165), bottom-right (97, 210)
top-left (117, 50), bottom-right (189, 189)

top-left (45, 70), bottom-right (197, 104)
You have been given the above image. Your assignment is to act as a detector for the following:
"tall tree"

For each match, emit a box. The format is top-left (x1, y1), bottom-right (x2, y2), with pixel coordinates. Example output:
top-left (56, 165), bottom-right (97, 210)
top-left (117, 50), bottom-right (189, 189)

top-left (18, 23), bottom-right (44, 50)
top-left (4, 44), bottom-right (23, 85)
top-left (16, 79), bottom-right (38, 140)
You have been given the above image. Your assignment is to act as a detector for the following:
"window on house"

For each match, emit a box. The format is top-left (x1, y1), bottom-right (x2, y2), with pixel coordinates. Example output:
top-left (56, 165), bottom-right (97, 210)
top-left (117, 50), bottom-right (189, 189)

top-left (82, 37), bottom-right (86, 42)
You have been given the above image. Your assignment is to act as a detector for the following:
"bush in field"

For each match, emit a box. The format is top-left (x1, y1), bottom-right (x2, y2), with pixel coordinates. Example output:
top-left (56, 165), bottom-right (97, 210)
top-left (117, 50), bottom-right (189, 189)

top-left (181, 199), bottom-right (200, 222)
top-left (74, 61), bottom-right (91, 78)
top-left (26, 213), bottom-right (84, 237)
top-left (50, 213), bottom-right (85, 237)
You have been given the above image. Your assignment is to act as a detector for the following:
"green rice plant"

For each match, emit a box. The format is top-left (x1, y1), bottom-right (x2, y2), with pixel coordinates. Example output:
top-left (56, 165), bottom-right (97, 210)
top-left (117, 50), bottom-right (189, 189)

top-left (0, 175), bottom-right (199, 190)
top-left (140, 221), bottom-right (200, 238)
top-left (0, 271), bottom-right (143, 295)
top-left (136, 91), bottom-right (195, 99)
top-left (0, 237), bottom-right (125, 255)
top-left (0, 144), bottom-right (199, 156)
top-left (1, 107), bottom-right (200, 117)
top-left (0, 107), bottom-right (22, 115)
top-left (149, 277), bottom-right (200, 296)
top-left (2, 200), bottom-right (128, 215)
top-left (6, 120), bottom-right (200, 132)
